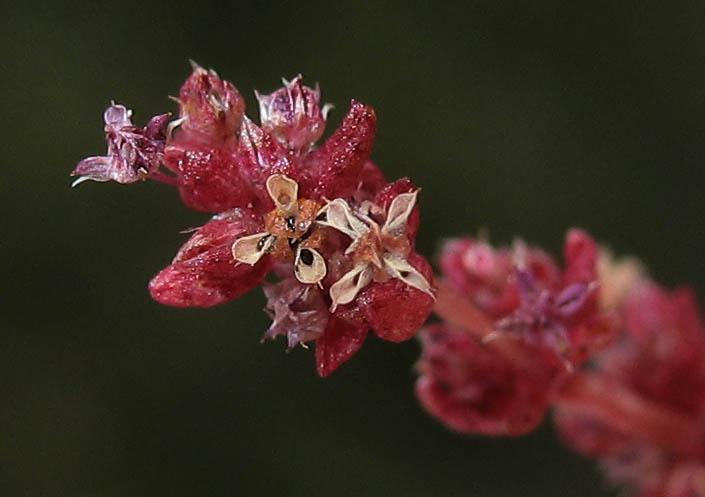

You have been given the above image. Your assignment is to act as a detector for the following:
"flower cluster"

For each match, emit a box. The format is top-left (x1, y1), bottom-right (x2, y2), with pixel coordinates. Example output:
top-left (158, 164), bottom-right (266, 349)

top-left (416, 229), bottom-right (705, 496)
top-left (73, 64), bottom-right (435, 376)
top-left (415, 229), bottom-right (617, 435)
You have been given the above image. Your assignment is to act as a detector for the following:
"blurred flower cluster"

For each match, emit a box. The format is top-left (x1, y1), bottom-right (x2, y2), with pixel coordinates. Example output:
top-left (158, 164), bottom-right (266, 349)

top-left (416, 229), bottom-right (616, 435)
top-left (74, 64), bottom-right (435, 376)
top-left (555, 280), bottom-right (705, 497)
top-left (417, 231), bottom-right (705, 496)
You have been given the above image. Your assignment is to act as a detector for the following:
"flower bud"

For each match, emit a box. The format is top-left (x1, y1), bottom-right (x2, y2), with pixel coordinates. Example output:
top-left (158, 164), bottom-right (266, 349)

top-left (256, 75), bottom-right (330, 152)
top-left (72, 103), bottom-right (169, 185)
top-left (176, 63), bottom-right (245, 142)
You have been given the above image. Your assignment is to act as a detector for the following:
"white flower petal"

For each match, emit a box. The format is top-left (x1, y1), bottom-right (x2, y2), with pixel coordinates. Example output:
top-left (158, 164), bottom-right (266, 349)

top-left (231, 232), bottom-right (275, 265)
top-left (294, 247), bottom-right (327, 285)
top-left (329, 263), bottom-right (373, 311)
top-left (382, 190), bottom-right (418, 237)
top-left (266, 174), bottom-right (299, 214)
top-left (382, 253), bottom-right (434, 298)
top-left (317, 198), bottom-right (369, 239)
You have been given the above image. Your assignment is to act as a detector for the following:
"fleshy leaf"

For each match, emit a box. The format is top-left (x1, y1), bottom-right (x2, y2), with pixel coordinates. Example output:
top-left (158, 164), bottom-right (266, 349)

top-left (236, 117), bottom-right (294, 200)
top-left (361, 253), bottom-right (435, 342)
top-left (563, 228), bottom-right (598, 285)
top-left (416, 324), bottom-right (553, 435)
top-left (164, 143), bottom-right (262, 213)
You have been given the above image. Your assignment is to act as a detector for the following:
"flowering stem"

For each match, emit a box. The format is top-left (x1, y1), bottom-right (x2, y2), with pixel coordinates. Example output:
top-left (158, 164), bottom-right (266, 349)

top-left (433, 281), bottom-right (494, 339)
top-left (555, 372), bottom-right (705, 458)
top-left (151, 170), bottom-right (178, 187)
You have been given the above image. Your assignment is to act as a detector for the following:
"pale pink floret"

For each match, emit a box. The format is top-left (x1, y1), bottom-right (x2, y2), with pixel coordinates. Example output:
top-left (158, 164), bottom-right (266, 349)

top-left (72, 103), bottom-right (170, 185)
top-left (256, 75), bottom-right (330, 153)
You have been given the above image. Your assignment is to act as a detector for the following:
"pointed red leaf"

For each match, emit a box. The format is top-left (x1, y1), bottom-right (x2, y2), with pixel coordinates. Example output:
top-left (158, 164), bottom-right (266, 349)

top-left (149, 209), bottom-right (271, 307)
top-left (304, 100), bottom-right (376, 200)
top-left (315, 317), bottom-right (369, 377)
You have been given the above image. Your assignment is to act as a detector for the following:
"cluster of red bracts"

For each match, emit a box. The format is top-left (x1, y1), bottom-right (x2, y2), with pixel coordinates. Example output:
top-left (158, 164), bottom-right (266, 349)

top-left (416, 231), bottom-right (705, 496)
top-left (73, 65), bottom-right (435, 377)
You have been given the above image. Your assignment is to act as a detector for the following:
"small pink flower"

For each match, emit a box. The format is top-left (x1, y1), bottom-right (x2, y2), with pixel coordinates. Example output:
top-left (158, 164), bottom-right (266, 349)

top-left (175, 62), bottom-right (246, 143)
top-left (417, 229), bottom-right (617, 434)
top-left (438, 229), bottom-right (612, 364)
top-left (256, 75), bottom-right (331, 153)
top-left (71, 103), bottom-right (170, 186)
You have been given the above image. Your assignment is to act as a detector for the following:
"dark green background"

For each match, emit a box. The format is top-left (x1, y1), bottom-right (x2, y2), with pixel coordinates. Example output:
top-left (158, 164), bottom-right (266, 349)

top-left (2, 1), bottom-right (704, 496)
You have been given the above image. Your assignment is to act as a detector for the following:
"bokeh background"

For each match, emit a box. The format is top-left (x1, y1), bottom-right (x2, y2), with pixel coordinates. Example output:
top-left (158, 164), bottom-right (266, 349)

top-left (2, 1), bottom-right (705, 496)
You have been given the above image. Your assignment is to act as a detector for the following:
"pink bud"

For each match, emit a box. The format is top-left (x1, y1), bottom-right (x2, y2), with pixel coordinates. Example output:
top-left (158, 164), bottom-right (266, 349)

top-left (176, 63), bottom-right (245, 142)
top-left (72, 103), bottom-right (169, 185)
top-left (256, 75), bottom-right (329, 152)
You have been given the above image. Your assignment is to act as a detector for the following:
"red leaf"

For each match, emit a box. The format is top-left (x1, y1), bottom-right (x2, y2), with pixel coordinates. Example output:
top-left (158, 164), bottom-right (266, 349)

top-left (315, 317), bottom-right (369, 377)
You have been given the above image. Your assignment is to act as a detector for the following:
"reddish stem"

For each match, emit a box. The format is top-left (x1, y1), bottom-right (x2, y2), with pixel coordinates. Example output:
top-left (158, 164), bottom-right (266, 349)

top-left (151, 170), bottom-right (178, 187)
top-left (433, 281), bottom-right (541, 372)
top-left (556, 372), bottom-right (705, 458)
top-left (433, 281), bottom-right (494, 338)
